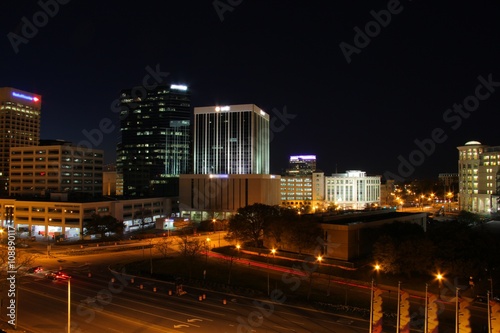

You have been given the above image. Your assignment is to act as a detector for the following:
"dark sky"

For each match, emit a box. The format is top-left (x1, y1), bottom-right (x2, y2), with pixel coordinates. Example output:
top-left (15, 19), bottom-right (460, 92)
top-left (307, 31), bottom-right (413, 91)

top-left (1, 1), bottom-right (499, 180)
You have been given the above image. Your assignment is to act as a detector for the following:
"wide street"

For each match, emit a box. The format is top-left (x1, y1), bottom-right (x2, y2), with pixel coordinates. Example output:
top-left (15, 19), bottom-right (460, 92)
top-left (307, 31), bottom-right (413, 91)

top-left (3, 235), bottom-right (492, 333)
top-left (8, 238), bottom-right (371, 333)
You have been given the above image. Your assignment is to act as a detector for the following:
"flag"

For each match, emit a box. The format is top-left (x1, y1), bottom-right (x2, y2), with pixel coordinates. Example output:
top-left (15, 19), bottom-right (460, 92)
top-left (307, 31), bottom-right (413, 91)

top-left (427, 293), bottom-right (439, 333)
top-left (372, 287), bottom-right (383, 333)
top-left (458, 298), bottom-right (471, 333)
top-left (399, 290), bottom-right (411, 333)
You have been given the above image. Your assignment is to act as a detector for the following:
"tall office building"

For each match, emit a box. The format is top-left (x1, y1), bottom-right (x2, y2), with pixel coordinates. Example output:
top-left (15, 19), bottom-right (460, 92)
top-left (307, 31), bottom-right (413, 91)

top-left (457, 141), bottom-right (499, 213)
top-left (0, 87), bottom-right (41, 195)
top-left (117, 84), bottom-right (190, 197)
top-left (180, 104), bottom-right (279, 221)
top-left (193, 104), bottom-right (270, 175)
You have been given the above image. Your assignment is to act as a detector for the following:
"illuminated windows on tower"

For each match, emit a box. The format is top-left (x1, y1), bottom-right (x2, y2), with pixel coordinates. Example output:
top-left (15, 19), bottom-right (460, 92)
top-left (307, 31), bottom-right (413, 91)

top-left (193, 104), bottom-right (270, 175)
top-left (117, 84), bottom-right (191, 197)
top-left (0, 87), bottom-right (42, 196)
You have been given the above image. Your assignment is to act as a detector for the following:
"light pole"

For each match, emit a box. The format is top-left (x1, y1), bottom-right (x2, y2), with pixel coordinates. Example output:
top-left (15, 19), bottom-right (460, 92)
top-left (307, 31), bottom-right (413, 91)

top-left (436, 273), bottom-right (444, 299)
top-left (236, 243), bottom-right (241, 259)
top-left (149, 239), bottom-right (153, 275)
top-left (267, 248), bottom-right (276, 296)
top-left (374, 264), bottom-right (381, 274)
top-left (205, 237), bottom-right (211, 266)
top-left (307, 255), bottom-right (322, 301)
top-left (369, 278), bottom-right (374, 333)
top-left (67, 278), bottom-right (71, 333)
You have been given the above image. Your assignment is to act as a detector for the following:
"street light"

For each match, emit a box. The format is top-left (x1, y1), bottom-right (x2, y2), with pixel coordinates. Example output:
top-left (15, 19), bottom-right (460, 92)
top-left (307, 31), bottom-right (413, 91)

top-left (236, 243), bottom-right (241, 259)
top-left (267, 248), bottom-right (277, 296)
top-left (447, 192), bottom-right (453, 212)
top-left (205, 237), bottom-right (211, 265)
top-left (436, 272), bottom-right (444, 299)
top-left (307, 255), bottom-right (323, 301)
top-left (212, 219), bottom-right (221, 247)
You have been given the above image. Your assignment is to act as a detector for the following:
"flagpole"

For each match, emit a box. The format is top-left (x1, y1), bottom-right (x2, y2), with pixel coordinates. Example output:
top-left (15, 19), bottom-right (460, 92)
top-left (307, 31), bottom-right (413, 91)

top-left (488, 291), bottom-right (491, 333)
top-left (396, 281), bottom-right (401, 333)
top-left (455, 287), bottom-right (459, 333)
top-left (369, 279), bottom-right (374, 333)
top-left (424, 283), bottom-right (428, 333)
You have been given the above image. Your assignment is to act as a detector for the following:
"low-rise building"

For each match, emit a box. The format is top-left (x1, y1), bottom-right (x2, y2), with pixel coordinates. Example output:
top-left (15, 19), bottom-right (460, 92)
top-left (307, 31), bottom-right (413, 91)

top-left (0, 196), bottom-right (172, 240)
top-left (9, 140), bottom-right (103, 197)
top-left (179, 174), bottom-right (280, 221)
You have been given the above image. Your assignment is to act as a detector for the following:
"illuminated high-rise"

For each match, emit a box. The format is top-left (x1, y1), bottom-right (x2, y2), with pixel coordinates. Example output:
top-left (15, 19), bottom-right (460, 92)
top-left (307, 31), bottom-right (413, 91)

top-left (117, 84), bottom-right (191, 197)
top-left (180, 104), bottom-right (278, 221)
top-left (0, 87), bottom-right (41, 195)
top-left (193, 104), bottom-right (269, 174)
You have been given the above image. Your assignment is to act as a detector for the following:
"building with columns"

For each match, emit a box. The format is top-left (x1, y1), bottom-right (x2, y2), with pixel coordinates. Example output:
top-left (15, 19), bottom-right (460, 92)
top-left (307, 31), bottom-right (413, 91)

top-left (457, 141), bottom-right (500, 214)
top-left (325, 170), bottom-right (381, 210)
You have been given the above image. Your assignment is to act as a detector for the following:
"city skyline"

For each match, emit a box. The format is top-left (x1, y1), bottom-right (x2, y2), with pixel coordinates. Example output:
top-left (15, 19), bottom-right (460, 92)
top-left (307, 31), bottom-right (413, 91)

top-left (1, 1), bottom-right (500, 179)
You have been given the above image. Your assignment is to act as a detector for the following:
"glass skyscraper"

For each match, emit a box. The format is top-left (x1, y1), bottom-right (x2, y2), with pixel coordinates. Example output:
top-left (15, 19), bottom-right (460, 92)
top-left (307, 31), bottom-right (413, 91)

top-left (193, 104), bottom-right (269, 175)
top-left (117, 84), bottom-right (191, 197)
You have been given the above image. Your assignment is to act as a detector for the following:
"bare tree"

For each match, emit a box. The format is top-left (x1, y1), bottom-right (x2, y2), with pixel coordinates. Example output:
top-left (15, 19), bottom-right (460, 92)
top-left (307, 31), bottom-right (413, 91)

top-left (155, 237), bottom-right (172, 258)
top-left (176, 234), bottom-right (203, 279)
top-left (134, 208), bottom-right (152, 233)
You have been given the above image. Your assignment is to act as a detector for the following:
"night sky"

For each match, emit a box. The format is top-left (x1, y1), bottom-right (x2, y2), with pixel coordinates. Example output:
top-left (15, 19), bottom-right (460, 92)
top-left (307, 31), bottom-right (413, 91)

top-left (2, 1), bottom-right (500, 180)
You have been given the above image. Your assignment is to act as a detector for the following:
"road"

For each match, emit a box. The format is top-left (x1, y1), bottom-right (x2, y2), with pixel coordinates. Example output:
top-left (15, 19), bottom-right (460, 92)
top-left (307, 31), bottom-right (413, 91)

top-left (16, 264), bottom-right (371, 333)
top-left (5, 237), bottom-right (492, 333)
top-left (9, 241), bottom-right (371, 333)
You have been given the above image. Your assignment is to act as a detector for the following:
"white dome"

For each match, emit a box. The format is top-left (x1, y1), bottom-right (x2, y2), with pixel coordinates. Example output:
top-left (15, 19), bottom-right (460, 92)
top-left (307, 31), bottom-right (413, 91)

top-left (465, 141), bottom-right (482, 145)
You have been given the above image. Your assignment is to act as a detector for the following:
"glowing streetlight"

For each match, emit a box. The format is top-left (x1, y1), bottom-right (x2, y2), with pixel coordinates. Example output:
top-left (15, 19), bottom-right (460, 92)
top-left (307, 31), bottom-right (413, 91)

top-left (436, 272), bottom-right (444, 298)
top-left (267, 248), bottom-right (277, 296)
top-left (205, 237), bottom-right (211, 265)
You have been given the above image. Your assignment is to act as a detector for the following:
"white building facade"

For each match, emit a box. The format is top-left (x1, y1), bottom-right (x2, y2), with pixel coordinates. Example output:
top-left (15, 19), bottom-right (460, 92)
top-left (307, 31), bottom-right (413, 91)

top-left (458, 141), bottom-right (500, 214)
top-left (325, 170), bottom-right (381, 210)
